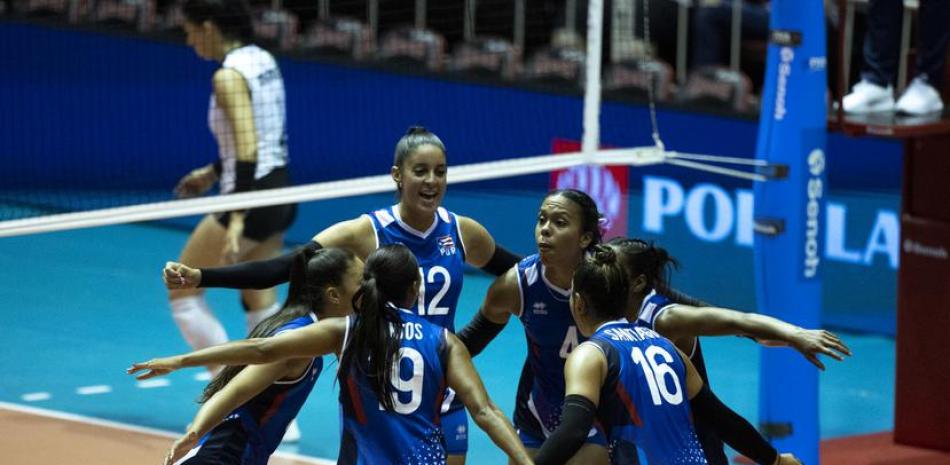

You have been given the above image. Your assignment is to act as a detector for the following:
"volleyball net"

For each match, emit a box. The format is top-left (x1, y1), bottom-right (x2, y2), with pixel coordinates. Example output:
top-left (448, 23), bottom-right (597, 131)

top-left (1, 1), bottom-right (851, 463)
top-left (1, 0), bottom-right (781, 232)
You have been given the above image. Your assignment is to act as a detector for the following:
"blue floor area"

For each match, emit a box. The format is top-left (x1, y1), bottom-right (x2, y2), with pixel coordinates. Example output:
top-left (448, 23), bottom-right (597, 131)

top-left (0, 218), bottom-right (894, 464)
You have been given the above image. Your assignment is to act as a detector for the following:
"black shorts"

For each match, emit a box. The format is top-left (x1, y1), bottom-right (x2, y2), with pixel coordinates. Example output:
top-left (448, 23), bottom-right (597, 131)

top-left (215, 167), bottom-right (297, 242)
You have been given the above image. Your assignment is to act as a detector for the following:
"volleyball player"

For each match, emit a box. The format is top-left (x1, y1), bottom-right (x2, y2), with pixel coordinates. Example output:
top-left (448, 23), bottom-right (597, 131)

top-left (455, 189), bottom-right (611, 464)
top-left (169, 0), bottom-right (296, 379)
top-left (532, 246), bottom-right (802, 465)
top-left (608, 238), bottom-right (850, 464)
top-left (133, 247), bottom-right (359, 465)
top-left (609, 238), bottom-right (850, 370)
top-left (163, 126), bottom-right (520, 465)
top-left (131, 245), bottom-right (533, 465)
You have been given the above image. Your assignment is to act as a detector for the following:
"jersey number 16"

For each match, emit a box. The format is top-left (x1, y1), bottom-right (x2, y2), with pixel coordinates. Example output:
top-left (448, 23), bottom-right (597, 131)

top-left (631, 346), bottom-right (683, 406)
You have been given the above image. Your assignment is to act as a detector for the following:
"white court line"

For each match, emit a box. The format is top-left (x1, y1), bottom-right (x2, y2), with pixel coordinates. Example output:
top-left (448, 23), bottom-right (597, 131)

top-left (76, 385), bottom-right (112, 395)
top-left (20, 392), bottom-right (51, 402)
top-left (193, 371), bottom-right (212, 382)
top-left (0, 402), bottom-right (336, 465)
top-left (136, 379), bottom-right (170, 389)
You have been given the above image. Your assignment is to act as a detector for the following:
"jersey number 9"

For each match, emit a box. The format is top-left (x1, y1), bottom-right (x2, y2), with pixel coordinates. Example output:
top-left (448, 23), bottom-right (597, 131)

top-left (384, 347), bottom-right (425, 414)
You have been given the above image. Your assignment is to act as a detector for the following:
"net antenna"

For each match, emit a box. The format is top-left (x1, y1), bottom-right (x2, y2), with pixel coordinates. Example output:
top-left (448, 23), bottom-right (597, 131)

top-left (583, 0), bottom-right (788, 183)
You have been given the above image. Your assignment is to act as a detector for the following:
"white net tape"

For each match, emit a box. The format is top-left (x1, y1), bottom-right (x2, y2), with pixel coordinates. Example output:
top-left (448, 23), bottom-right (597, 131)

top-left (0, 147), bottom-right (669, 238)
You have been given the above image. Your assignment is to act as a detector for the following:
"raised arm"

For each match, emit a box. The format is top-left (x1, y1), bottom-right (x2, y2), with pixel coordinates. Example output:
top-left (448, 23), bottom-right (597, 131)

top-left (444, 333), bottom-right (532, 465)
top-left (457, 216), bottom-right (522, 276)
top-left (164, 217), bottom-right (375, 290)
top-left (533, 343), bottom-right (606, 465)
top-left (161, 359), bottom-right (304, 464)
top-left (456, 266), bottom-right (521, 356)
top-left (128, 318), bottom-right (347, 379)
top-left (655, 305), bottom-right (851, 370)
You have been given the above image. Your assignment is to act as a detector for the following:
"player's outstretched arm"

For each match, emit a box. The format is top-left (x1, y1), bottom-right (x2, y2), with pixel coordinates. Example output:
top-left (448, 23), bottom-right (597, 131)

top-left (456, 266), bottom-right (520, 357)
top-left (656, 305), bottom-right (851, 370)
top-left (164, 217), bottom-right (375, 290)
top-left (445, 333), bottom-right (533, 465)
top-left (162, 359), bottom-right (301, 464)
top-left (128, 318), bottom-right (347, 379)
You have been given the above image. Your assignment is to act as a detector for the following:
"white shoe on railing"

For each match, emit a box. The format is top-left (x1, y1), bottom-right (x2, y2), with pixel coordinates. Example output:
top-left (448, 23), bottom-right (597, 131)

top-left (843, 80), bottom-right (895, 114)
top-left (896, 76), bottom-right (945, 116)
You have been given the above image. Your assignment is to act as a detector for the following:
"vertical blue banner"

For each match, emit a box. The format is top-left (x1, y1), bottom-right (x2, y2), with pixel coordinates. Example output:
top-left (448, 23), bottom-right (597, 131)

top-left (753, 1), bottom-right (827, 464)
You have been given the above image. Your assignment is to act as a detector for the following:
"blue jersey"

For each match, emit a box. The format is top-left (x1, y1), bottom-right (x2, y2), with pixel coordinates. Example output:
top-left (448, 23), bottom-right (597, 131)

top-left (191, 313), bottom-right (322, 465)
top-left (587, 320), bottom-right (707, 465)
top-left (635, 289), bottom-right (711, 384)
top-left (367, 206), bottom-right (466, 332)
top-left (338, 310), bottom-right (450, 465)
top-left (513, 254), bottom-right (581, 436)
top-left (635, 289), bottom-right (726, 465)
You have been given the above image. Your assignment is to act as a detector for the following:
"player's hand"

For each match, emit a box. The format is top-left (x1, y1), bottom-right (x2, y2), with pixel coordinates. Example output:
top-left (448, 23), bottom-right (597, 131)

top-left (174, 165), bottom-right (217, 199)
top-left (774, 452), bottom-right (803, 465)
top-left (163, 430), bottom-right (200, 465)
top-left (222, 215), bottom-right (245, 264)
top-left (127, 356), bottom-right (183, 380)
top-left (788, 328), bottom-right (852, 370)
top-left (163, 262), bottom-right (201, 289)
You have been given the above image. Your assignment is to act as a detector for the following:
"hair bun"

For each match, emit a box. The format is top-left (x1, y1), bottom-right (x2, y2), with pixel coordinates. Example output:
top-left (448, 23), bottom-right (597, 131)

top-left (405, 126), bottom-right (429, 136)
top-left (590, 244), bottom-right (617, 265)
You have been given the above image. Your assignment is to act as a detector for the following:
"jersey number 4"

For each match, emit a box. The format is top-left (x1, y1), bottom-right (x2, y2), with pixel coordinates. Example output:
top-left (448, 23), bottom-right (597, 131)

top-left (631, 346), bottom-right (684, 406)
top-left (559, 326), bottom-right (580, 359)
top-left (417, 266), bottom-right (451, 316)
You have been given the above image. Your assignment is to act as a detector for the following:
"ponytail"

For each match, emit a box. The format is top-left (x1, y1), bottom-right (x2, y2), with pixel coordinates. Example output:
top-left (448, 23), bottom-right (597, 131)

top-left (198, 247), bottom-right (355, 403)
top-left (338, 244), bottom-right (419, 411)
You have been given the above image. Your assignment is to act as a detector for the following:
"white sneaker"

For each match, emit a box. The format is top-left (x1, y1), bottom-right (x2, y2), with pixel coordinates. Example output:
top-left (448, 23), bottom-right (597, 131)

top-left (896, 76), bottom-right (945, 115)
top-left (843, 80), bottom-right (895, 113)
top-left (282, 419), bottom-right (301, 443)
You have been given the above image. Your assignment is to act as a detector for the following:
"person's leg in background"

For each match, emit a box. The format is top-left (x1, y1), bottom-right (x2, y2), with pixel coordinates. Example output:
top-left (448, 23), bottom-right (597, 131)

top-left (690, 0), bottom-right (770, 69)
top-left (692, 1), bottom-right (731, 68)
top-left (896, 0), bottom-right (950, 114)
top-left (845, 0), bottom-right (902, 112)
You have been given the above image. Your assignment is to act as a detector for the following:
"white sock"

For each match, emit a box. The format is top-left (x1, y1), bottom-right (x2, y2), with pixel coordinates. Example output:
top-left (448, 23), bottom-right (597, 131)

top-left (246, 302), bottom-right (282, 335)
top-left (170, 295), bottom-right (229, 351)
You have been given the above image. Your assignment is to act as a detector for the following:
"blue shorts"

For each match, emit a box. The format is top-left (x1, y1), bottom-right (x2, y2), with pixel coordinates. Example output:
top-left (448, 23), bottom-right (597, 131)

top-left (180, 417), bottom-right (253, 465)
top-left (442, 405), bottom-right (469, 455)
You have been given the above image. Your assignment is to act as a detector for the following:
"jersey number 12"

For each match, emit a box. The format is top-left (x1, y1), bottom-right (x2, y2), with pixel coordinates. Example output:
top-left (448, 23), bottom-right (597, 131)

top-left (417, 266), bottom-right (451, 316)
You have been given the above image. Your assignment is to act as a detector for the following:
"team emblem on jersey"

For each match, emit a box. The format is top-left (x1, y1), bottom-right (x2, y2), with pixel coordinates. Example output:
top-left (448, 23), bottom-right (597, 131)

top-left (437, 235), bottom-right (456, 256)
top-left (532, 302), bottom-right (548, 315)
